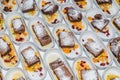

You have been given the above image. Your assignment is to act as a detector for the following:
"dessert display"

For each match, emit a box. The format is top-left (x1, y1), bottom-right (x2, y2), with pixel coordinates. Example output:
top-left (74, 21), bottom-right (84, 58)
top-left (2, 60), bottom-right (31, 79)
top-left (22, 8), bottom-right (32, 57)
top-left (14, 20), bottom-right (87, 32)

top-left (0, 34), bottom-right (19, 69)
top-left (0, 12), bottom-right (5, 32)
top-left (73, 57), bottom-right (101, 80)
top-left (45, 49), bottom-right (75, 80)
top-left (79, 31), bottom-right (112, 69)
top-left (72, 0), bottom-right (92, 10)
top-left (94, 0), bottom-right (118, 16)
top-left (53, 24), bottom-right (82, 59)
top-left (5, 68), bottom-right (26, 80)
top-left (39, 0), bottom-right (61, 26)
top-left (19, 42), bottom-right (46, 80)
top-left (29, 17), bottom-right (54, 51)
top-left (6, 13), bottom-right (29, 44)
top-left (61, 4), bottom-right (87, 34)
top-left (18, 0), bottom-right (39, 19)
top-left (1, 0), bottom-right (18, 13)
top-left (103, 67), bottom-right (120, 80)
top-left (86, 8), bottom-right (115, 40)
top-left (112, 15), bottom-right (120, 34)
top-left (108, 37), bottom-right (120, 66)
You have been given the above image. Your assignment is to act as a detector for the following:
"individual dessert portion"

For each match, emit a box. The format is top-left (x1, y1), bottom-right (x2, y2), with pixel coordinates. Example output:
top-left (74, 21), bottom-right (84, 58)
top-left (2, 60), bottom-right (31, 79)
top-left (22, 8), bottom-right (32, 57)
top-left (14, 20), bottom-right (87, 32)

top-left (109, 37), bottom-right (120, 65)
top-left (20, 42), bottom-right (46, 80)
top-left (62, 5), bottom-right (87, 34)
top-left (45, 49), bottom-right (75, 80)
top-left (53, 24), bottom-right (82, 59)
top-left (112, 15), bottom-right (120, 33)
top-left (7, 13), bottom-right (29, 43)
top-left (73, 57), bottom-right (100, 80)
top-left (1, 0), bottom-right (18, 12)
top-left (79, 31), bottom-right (112, 68)
top-left (32, 23), bottom-right (52, 46)
top-left (29, 18), bottom-right (54, 50)
top-left (84, 39), bottom-right (104, 58)
top-left (95, 0), bottom-right (118, 16)
top-left (5, 68), bottom-right (26, 80)
top-left (0, 34), bottom-right (18, 69)
top-left (19, 0), bottom-right (39, 18)
top-left (73, 0), bottom-right (91, 10)
top-left (103, 67), bottom-right (120, 80)
top-left (40, 0), bottom-right (61, 25)
top-left (86, 9), bottom-right (115, 39)
top-left (0, 13), bottom-right (5, 32)
top-left (49, 58), bottom-right (73, 80)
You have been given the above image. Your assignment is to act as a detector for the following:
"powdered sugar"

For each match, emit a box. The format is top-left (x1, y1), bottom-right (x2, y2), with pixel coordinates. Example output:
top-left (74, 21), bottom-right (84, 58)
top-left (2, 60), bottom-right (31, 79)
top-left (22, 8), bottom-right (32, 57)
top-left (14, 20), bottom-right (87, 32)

top-left (12, 18), bottom-right (22, 30)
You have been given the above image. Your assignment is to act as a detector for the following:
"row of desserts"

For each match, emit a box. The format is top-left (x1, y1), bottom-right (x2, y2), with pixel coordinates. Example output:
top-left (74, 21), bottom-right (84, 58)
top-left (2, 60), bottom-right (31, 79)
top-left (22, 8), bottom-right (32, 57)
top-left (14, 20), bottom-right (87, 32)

top-left (0, 23), bottom-right (119, 80)
top-left (0, 40), bottom-right (119, 80)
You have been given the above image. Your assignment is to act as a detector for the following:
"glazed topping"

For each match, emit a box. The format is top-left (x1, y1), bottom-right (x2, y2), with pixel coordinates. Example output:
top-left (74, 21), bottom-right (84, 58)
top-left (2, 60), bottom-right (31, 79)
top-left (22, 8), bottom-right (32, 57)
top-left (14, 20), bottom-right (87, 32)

top-left (67, 7), bottom-right (82, 22)
top-left (32, 23), bottom-right (52, 46)
top-left (113, 16), bottom-right (120, 30)
top-left (22, 0), bottom-right (35, 13)
top-left (41, 3), bottom-right (58, 15)
top-left (21, 47), bottom-right (40, 67)
top-left (81, 70), bottom-right (98, 80)
top-left (84, 39), bottom-right (103, 57)
top-left (58, 32), bottom-right (75, 48)
top-left (0, 38), bottom-right (11, 56)
top-left (110, 37), bottom-right (120, 57)
top-left (50, 58), bottom-right (73, 80)
top-left (96, 0), bottom-right (112, 4)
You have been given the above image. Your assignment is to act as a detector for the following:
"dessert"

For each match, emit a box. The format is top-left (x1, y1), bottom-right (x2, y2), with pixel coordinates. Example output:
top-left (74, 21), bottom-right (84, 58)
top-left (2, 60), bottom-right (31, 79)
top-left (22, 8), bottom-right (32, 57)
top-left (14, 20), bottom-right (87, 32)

top-left (7, 13), bottom-right (29, 43)
top-left (84, 39), bottom-right (104, 57)
top-left (86, 8), bottom-right (115, 39)
top-left (58, 32), bottom-right (75, 48)
top-left (21, 47), bottom-right (40, 67)
top-left (49, 58), bottom-right (73, 80)
top-left (45, 49), bottom-right (75, 80)
top-left (61, 4), bottom-right (87, 34)
top-left (79, 31), bottom-right (112, 68)
top-left (109, 37), bottom-right (120, 63)
top-left (73, 57), bottom-right (100, 80)
top-left (32, 23), bottom-right (52, 46)
top-left (113, 16), bottom-right (120, 31)
top-left (0, 34), bottom-right (19, 69)
top-left (53, 24), bottom-right (82, 59)
top-left (12, 18), bottom-right (25, 34)
top-left (1, 0), bottom-right (18, 12)
top-left (20, 42), bottom-right (46, 80)
top-left (40, 0), bottom-right (61, 25)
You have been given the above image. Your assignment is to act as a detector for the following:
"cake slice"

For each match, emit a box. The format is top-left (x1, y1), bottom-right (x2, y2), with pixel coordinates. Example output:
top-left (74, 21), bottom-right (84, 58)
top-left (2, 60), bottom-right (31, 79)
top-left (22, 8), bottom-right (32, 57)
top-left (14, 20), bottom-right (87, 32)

top-left (91, 18), bottom-right (109, 32)
top-left (32, 23), bottom-right (52, 46)
top-left (0, 38), bottom-right (11, 56)
top-left (49, 58), bottom-right (73, 80)
top-left (21, 47), bottom-right (40, 67)
top-left (67, 7), bottom-right (82, 22)
top-left (109, 37), bottom-right (120, 58)
top-left (22, 0), bottom-right (35, 13)
top-left (58, 32), bottom-right (75, 48)
top-left (41, 3), bottom-right (58, 15)
top-left (84, 39), bottom-right (103, 57)
top-left (12, 18), bottom-right (25, 34)
top-left (81, 69), bottom-right (99, 80)
top-left (96, 0), bottom-right (112, 4)
top-left (113, 16), bottom-right (120, 30)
